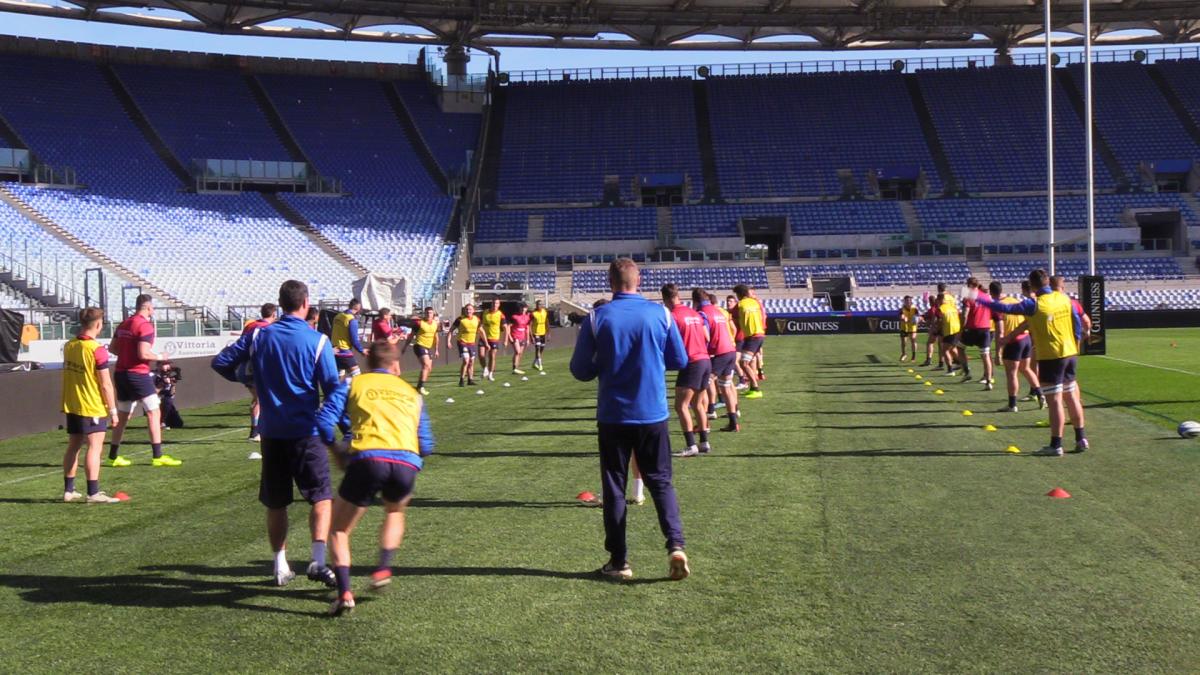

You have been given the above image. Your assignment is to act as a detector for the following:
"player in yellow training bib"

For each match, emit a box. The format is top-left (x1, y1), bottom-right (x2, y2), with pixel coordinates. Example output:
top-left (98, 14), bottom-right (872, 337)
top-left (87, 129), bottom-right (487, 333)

top-left (447, 304), bottom-right (485, 387)
top-left (60, 307), bottom-right (122, 504)
top-left (480, 298), bottom-right (508, 382)
top-left (530, 300), bottom-right (550, 372)
top-left (898, 295), bottom-right (920, 362)
top-left (407, 306), bottom-right (440, 395)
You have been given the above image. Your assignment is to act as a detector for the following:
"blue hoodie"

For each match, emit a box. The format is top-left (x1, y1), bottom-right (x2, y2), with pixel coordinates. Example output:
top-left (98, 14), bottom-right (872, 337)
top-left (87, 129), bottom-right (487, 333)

top-left (570, 293), bottom-right (688, 425)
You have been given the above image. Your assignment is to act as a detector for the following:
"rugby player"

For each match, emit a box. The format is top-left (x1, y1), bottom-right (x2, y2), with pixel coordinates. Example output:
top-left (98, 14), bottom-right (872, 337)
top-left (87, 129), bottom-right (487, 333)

top-left (240, 303), bottom-right (277, 442)
top-left (936, 290), bottom-right (966, 378)
top-left (960, 278), bottom-right (995, 389)
top-left (331, 299), bottom-right (366, 380)
top-left (663, 284), bottom-right (711, 457)
top-left (448, 304), bottom-right (484, 387)
top-left (921, 296), bottom-right (942, 368)
top-left (61, 307), bottom-right (122, 503)
top-left (990, 281), bottom-right (1043, 412)
top-left (725, 295), bottom-right (748, 389)
top-left (212, 280), bottom-right (341, 586)
top-left (570, 259), bottom-right (689, 581)
top-left (371, 308), bottom-right (398, 343)
top-left (898, 296), bottom-right (920, 362)
top-left (530, 300), bottom-right (550, 372)
top-left (408, 307), bottom-right (440, 395)
top-left (695, 289), bottom-right (740, 432)
top-left (977, 269), bottom-right (1088, 456)
top-left (507, 303), bottom-right (533, 375)
top-left (733, 285), bottom-right (765, 399)
top-left (305, 307), bottom-right (320, 330)
top-left (316, 340), bottom-right (434, 616)
top-left (480, 299), bottom-right (507, 382)
top-left (107, 294), bottom-right (180, 467)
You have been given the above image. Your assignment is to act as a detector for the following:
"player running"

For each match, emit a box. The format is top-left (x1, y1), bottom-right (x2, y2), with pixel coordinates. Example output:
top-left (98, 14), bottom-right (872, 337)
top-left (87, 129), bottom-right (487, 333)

top-left (733, 284), bottom-right (765, 399)
top-left (61, 307), bottom-right (122, 503)
top-left (663, 284), bottom-right (711, 457)
top-left (448, 304), bottom-right (484, 387)
top-left (331, 299), bottom-right (366, 380)
top-left (107, 294), bottom-right (180, 468)
top-left (212, 280), bottom-right (342, 587)
top-left (921, 296), bottom-right (942, 368)
top-left (530, 300), bottom-right (550, 372)
top-left (961, 277), bottom-right (995, 390)
top-left (990, 281), bottom-right (1043, 412)
top-left (480, 299), bottom-right (507, 382)
top-left (316, 340), bottom-right (434, 616)
top-left (898, 296), bottom-right (920, 362)
top-left (408, 307), bottom-right (440, 395)
top-left (240, 303), bottom-right (277, 442)
top-left (975, 269), bottom-right (1088, 456)
top-left (694, 288), bottom-right (741, 433)
top-left (936, 290), bottom-right (966, 378)
top-left (507, 303), bottom-right (533, 375)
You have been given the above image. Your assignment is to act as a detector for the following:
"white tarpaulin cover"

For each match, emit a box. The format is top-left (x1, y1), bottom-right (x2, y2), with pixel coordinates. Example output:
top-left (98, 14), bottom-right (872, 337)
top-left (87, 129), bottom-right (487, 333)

top-left (353, 274), bottom-right (408, 313)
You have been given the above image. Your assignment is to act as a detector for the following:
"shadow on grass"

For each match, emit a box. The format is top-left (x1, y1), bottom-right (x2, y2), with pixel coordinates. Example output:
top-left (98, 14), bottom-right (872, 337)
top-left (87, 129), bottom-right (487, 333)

top-left (145, 562), bottom-right (650, 585)
top-left (492, 417), bottom-right (596, 423)
top-left (410, 497), bottom-right (580, 509)
top-left (435, 450), bottom-right (594, 459)
top-left (0, 572), bottom-right (326, 616)
top-left (466, 430), bottom-right (594, 438)
top-left (714, 448), bottom-right (1010, 458)
top-left (0, 462), bottom-right (58, 469)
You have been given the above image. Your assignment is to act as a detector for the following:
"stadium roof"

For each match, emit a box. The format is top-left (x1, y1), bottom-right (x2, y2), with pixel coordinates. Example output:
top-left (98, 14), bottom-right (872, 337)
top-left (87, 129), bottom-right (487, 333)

top-left (3, 0), bottom-right (1199, 53)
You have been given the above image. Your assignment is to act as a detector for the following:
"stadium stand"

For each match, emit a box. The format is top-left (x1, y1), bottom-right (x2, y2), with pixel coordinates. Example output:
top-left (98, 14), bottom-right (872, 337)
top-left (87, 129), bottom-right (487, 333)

top-left (478, 207), bottom-right (657, 242)
top-left (783, 261), bottom-right (971, 288)
top-left (705, 72), bottom-right (940, 198)
top-left (0, 54), bottom-right (353, 310)
top-left (914, 66), bottom-right (1097, 192)
top-left (1107, 288), bottom-right (1200, 310)
top-left (259, 74), bottom-right (457, 300)
top-left (669, 200), bottom-right (909, 238)
top-left (915, 193), bottom-right (1197, 232)
top-left (762, 297), bottom-right (831, 314)
top-left (497, 78), bottom-right (703, 203)
top-left (1156, 60), bottom-right (1200, 139)
top-left (572, 265), bottom-right (768, 293)
top-left (986, 256), bottom-right (1184, 282)
top-left (393, 80), bottom-right (480, 176)
top-left (470, 270), bottom-right (556, 291)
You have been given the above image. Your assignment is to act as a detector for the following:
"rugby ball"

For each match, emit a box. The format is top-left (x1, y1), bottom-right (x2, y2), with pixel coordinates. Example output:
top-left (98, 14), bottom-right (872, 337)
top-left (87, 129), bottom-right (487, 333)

top-left (1178, 420), bottom-right (1200, 438)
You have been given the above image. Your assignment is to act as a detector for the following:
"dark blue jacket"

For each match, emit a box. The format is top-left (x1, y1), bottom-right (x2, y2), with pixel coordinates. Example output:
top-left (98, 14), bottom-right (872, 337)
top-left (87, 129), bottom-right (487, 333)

top-left (211, 314), bottom-right (340, 438)
top-left (570, 293), bottom-right (688, 425)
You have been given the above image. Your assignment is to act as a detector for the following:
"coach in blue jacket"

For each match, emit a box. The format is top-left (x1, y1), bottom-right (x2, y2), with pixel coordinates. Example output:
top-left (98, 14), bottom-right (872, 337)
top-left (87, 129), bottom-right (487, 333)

top-left (570, 258), bottom-right (692, 581)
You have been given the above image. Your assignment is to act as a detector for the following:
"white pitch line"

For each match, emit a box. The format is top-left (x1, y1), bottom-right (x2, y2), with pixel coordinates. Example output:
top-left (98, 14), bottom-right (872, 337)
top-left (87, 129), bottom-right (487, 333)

top-left (1098, 355), bottom-right (1200, 377)
top-left (0, 428), bottom-right (243, 488)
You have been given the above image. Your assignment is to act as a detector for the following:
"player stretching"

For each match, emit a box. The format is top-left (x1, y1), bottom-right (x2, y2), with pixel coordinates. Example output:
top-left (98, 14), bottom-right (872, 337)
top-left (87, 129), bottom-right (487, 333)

top-left (448, 304), bottom-right (484, 387)
top-left (977, 269), bottom-right (1088, 456)
top-left (331, 299), bottom-right (366, 380)
top-left (898, 296), bottom-right (919, 362)
top-left (733, 285), bottom-right (765, 399)
top-left (316, 340), bottom-right (434, 616)
top-left (695, 289), bottom-right (740, 432)
top-left (409, 307), bottom-right (440, 395)
top-left (936, 291), bottom-right (966, 378)
top-left (508, 303), bottom-right (533, 375)
top-left (240, 303), bottom-right (277, 441)
top-left (990, 281), bottom-right (1042, 412)
top-left (530, 300), bottom-right (550, 372)
top-left (213, 280), bottom-right (340, 587)
top-left (961, 278), bottom-right (995, 390)
top-left (61, 308), bottom-right (122, 503)
top-left (108, 294), bottom-right (180, 467)
top-left (480, 299), bottom-right (507, 381)
top-left (663, 285), bottom-right (711, 457)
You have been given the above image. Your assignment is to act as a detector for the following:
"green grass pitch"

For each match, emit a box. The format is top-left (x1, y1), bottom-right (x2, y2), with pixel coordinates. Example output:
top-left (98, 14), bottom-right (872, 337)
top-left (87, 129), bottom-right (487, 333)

top-left (1, 328), bottom-right (1198, 672)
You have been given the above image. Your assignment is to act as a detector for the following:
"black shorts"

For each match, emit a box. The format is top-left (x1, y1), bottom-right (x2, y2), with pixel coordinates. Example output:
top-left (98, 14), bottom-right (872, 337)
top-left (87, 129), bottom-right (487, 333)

top-left (65, 413), bottom-right (108, 435)
top-left (961, 328), bottom-right (993, 350)
top-left (413, 345), bottom-right (433, 360)
top-left (1037, 356), bottom-right (1078, 395)
top-left (942, 331), bottom-right (962, 348)
top-left (259, 436), bottom-right (333, 508)
top-left (114, 371), bottom-right (156, 402)
top-left (1002, 338), bottom-right (1032, 362)
top-left (335, 354), bottom-right (359, 373)
top-left (533, 335), bottom-right (547, 347)
top-left (928, 327), bottom-right (942, 338)
top-left (741, 336), bottom-right (765, 355)
top-left (900, 329), bottom-right (918, 337)
top-left (711, 352), bottom-right (738, 381)
top-left (338, 458), bottom-right (418, 507)
top-left (458, 341), bottom-right (478, 359)
top-left (487, 340), bottom-right (501, 351)
top-left (675, 357), bottom-right (712, 391)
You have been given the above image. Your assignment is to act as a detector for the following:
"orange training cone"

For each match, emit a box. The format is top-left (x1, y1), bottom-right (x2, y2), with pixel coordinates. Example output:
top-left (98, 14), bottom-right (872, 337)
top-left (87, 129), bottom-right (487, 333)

top-left (577, 491), bottom-right (596, 502)
top-left (114, 491), bottom-right (131, 501)
top-left (1046, 487), bottom-right (1071, 499)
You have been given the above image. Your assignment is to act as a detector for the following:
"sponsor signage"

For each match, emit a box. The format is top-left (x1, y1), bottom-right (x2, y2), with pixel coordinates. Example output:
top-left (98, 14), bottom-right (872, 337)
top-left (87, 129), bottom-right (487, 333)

top-left (1078, 275), bottom-right (1106, 355)
top-left (23, 335), bottom-right (238, 365)
top-left (771, 317), bottom-right (850, 335)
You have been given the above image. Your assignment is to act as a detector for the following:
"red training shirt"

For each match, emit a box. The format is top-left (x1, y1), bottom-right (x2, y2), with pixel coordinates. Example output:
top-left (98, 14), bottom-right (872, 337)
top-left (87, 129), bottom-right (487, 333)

top-left (112, 314), bottom-right (155, 374)
top-left (698, 302), bottom-right (736, 356)
top-left (670, 304), bottom-right (711, 363)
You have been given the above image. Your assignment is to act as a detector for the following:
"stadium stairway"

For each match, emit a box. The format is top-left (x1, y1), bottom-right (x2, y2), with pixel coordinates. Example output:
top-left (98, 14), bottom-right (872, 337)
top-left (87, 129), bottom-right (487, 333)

top-left (692, 81), bottom-right (722, 202)
top-left (244, 74), bottom-right (316, 166)
top-left (1055, 70), bottom-right (1129, 190)
top-left (479, 88), bottom-right (506, 207)
top-left (384, 82), bottom-right (449, 194)
top-left (0, 183), bottom-right (187, 309)
top-left (0, 111), bottom-right (27, 151)
top-left (899, 201), bottom-right (923, 239)
top-left (1147, 66), bottom-right (1200, 149)
top-left (99, 64), bottom-right (191, 185)
top-left (0, 265), bottom-right (76, 313)
top-left (903, 75), bottom-right (958, 195)
top-left (765, 265), bottom-right (785, 290)
top-left (260, 193), bottom-right (368, 277)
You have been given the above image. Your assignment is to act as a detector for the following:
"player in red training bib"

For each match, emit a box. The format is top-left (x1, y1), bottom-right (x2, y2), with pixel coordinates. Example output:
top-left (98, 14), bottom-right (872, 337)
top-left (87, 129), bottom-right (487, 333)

top-left (507, 303), bottom-right (533, 375)
top-left (108, 294), bottom-right (180, 467)
top-left (662, 284), bottom-right (712, 458)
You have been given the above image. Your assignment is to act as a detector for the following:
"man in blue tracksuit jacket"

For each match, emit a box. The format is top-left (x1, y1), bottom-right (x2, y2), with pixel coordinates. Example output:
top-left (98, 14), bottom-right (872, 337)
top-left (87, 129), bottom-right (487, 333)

top-left (212, 280), bottom-right (341, 588)
top-left (570, 258), bottom-right (692, 581)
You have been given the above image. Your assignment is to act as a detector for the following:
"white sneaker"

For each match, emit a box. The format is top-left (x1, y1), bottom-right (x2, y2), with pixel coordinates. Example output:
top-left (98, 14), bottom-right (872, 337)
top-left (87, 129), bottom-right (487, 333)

top-left (274, 568), bottom-right (296, 586)
top-left (735, 383), bottom-right (749, 392)
top-left (674, 446), bottom-right (700, 458)
top-left (63, 491), bottom-right (83, 503)
top-left (668, 549), bottom-right (691, 581)
top-left (86, 491), bottom-right (120, 504)
top-left (598, 561), bottom-right (633, 580)
top-left (1032, 445), bottom-right (1064, 457)
top-left (488, 373), bottom-right (495, 382)
top-left (984, 382), bottom-right (994, 391)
